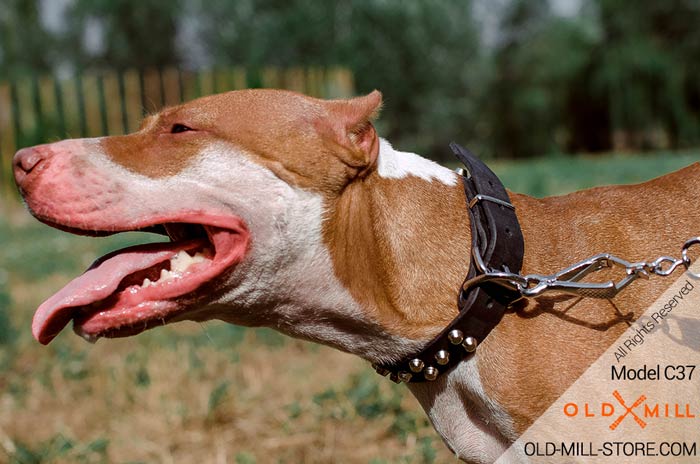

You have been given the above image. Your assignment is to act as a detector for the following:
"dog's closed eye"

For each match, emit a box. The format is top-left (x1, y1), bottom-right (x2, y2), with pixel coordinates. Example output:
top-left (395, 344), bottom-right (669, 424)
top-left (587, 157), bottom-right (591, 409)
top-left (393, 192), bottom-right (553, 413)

top-left (171, 123), bottom-right (194, 134)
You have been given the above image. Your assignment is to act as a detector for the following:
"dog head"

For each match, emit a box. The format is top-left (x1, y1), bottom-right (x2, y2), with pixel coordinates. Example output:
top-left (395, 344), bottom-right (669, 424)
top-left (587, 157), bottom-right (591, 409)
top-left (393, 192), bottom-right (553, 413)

top-left (13, 89), bottom-right (413, 359)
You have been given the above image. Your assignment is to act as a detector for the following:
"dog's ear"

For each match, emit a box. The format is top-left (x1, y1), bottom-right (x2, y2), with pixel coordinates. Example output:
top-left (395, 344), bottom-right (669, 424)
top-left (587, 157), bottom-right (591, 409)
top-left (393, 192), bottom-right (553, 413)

top-left (319, 90), bottom-right (383, 176)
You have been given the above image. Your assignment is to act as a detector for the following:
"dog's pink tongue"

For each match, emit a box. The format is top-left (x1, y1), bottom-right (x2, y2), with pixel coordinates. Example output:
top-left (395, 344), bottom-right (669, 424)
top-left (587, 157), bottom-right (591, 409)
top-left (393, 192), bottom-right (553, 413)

top-left (32, 242), bottom-right (184, 345)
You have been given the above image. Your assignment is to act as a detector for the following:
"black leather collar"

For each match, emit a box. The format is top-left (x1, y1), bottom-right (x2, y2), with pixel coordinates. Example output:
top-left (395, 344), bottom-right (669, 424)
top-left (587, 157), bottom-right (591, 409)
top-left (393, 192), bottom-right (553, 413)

top-left (373, 142), bottom-right (525, 383)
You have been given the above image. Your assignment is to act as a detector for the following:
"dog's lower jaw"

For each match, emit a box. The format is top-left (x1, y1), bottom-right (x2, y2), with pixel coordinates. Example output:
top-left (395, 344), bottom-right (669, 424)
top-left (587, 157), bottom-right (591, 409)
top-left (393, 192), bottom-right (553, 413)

top-left (409, 357), bottom-right (518, 463)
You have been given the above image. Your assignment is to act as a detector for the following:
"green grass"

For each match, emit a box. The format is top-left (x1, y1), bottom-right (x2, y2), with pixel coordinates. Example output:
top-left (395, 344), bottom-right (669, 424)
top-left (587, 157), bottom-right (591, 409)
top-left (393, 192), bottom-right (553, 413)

top-left (490, 150), bottom-right (699, 197)
top-left (8, 434), bottom-right (109, 464)
top-left (0, 220), bottom-right (165, 282)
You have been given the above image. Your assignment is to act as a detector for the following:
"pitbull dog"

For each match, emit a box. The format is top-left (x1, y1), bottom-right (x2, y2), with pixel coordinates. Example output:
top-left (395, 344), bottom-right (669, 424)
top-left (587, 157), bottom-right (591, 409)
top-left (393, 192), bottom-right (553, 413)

top-left (13, 89), bottom-right (700, 462)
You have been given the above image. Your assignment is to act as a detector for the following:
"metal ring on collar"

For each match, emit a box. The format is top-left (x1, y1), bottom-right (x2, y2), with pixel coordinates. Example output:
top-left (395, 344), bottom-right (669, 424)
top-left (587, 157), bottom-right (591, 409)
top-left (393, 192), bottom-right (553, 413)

top-left (681, 237), bottom-right (700, 278)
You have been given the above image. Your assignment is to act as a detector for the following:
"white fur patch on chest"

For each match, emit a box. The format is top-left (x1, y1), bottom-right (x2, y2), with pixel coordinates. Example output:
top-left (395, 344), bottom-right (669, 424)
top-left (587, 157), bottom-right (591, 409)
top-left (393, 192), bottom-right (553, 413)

top-left (377, 138), bottom-right (458, 186)
top-left (409, 358), bottom-right (516, 463)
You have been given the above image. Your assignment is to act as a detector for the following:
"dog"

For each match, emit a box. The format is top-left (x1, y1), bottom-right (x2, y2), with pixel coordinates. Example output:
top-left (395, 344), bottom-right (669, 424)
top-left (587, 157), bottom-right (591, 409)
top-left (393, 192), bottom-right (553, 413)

top-left (13, 89), bottom-right (700, 462)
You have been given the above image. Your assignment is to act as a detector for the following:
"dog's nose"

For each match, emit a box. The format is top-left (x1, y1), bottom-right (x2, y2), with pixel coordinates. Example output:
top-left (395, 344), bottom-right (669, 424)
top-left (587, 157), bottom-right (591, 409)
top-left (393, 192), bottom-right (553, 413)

top-left (14, 147), bottom-right (44, 173)
top-left (13, 146), bottom-right (47, 186)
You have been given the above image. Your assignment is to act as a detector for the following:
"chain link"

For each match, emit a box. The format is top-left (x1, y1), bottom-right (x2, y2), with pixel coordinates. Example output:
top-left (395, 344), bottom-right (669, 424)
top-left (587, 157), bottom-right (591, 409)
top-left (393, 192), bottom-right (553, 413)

top-left (462, 237), bottom-right (700, 300)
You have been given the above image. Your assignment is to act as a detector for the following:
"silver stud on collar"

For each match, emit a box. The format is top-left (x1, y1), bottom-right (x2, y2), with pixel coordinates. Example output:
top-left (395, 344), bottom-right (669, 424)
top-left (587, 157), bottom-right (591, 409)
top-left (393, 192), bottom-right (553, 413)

top-left (398, 371), bottom-right (413, 383)
top-left (409, 358), bottom-right (425, 373)
top-left (435, 350), bottom-right (450, 365)
top-left (462, 336), bottom-right (478, 352)
top-left (448, 329), bottom-right (464, 345)
top-left (424, 366), bottom-right (439, 381)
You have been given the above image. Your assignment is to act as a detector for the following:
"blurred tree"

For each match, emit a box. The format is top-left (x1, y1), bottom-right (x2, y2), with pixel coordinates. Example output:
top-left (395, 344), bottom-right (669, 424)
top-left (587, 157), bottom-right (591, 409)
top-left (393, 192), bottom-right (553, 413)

top-left (197, 0), bottom-right (484, 161)
top-left (488, 0), bottom-right (552, 158)
top-left (486, 0), bottom-right (700, 156)
top-left (63, 0), bottom-right (181, 70)
top-left (344, 0), bottom-right (485, 160)
top-left (2, 0), bottom-right (700, 158)
top-left (199, 0), bottom-right (339, 67)
top-left (490, 0), bottom-right (607, 157)
top-left (0, 0), bottom-right (53, 79)
top-left (594, 0), bottom-right (700, 150)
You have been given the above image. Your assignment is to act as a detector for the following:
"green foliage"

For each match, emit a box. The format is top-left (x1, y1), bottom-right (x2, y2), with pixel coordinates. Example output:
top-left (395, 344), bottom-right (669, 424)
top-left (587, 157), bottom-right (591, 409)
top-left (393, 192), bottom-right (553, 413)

top-left (3, 1), bottom-right (700, 159)
top-left (0, 218), bottom-right (164, 282)
top-left (253, 328), bottom-right (287, 348)
top-left (491, 150), bottom-right (700, 197)
top-left (56, 345), bottom-right (91, 381)
top-left (135, 365), bottom-right (150, 387)
top-left (125, 351), bottom-right (152, 387)
top-left (235, 452), bottom-right (257, 464)
top-left (313, 370), bottom-right (430, 443)
top-left (208, 380), bottom-right (230, 416)
top-left (198, 0), bottom-right (484, 161)
top-left (64, 0), bottom-right (182, 70)
top-left (345, 371), bottom-right (402, 420)
top-left (489, 2), bottom-right (601, 157)
top-left (285, 400), bottom-right (303, 419)
top-left (0, 282), bottom-right (15, 347)
top-left (418, 436), bottom-right (437, 463)
top-left (0, 0), bottom-right (54, 80)
top-left (8, 434), bottom-right (109, 464)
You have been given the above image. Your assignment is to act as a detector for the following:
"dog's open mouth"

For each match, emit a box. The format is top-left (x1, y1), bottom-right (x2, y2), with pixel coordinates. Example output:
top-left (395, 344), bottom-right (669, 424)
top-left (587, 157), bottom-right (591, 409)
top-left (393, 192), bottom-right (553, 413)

top-left (32, 215), bottom-right (249, 345)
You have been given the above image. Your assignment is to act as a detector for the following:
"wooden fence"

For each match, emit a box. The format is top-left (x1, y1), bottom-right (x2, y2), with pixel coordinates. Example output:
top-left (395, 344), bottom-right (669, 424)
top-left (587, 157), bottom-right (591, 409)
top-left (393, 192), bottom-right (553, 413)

top-left (0, 66), bottom-right (354, 201)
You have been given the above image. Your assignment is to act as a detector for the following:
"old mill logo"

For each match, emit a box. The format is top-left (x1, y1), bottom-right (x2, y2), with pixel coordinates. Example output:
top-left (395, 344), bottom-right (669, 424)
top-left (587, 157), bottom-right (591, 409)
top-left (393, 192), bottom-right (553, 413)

top-left (563, 390), bottom-right (696, 430)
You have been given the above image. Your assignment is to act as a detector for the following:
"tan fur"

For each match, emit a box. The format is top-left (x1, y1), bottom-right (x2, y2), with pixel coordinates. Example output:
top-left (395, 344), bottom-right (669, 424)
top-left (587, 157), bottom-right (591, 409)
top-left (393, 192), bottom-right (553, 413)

top-left (322, 173), bottom-right (470, 340)
top-left (103, 89), bottom-right (380, 194)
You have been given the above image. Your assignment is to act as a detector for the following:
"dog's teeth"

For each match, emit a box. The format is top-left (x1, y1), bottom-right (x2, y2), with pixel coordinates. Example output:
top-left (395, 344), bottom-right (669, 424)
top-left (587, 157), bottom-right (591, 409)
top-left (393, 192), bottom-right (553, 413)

top-left (160, 268), bottom-right (172, 281)
top-left (170, 250), bottom-right (190, 273)
top-left (143, 278), bottom-right (152, 288)
top-left (170, 249), bottom-right (208, 273)
top-left (79, 332), bottom-right (99, 344)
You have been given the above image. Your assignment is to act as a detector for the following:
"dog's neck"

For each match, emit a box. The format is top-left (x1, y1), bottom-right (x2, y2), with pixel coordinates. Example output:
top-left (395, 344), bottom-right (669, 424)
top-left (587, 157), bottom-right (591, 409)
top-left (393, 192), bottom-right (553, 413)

top-left (323, 139), bottom-right (472, 342)
top-left (321, 140), bottom-right (519, 460)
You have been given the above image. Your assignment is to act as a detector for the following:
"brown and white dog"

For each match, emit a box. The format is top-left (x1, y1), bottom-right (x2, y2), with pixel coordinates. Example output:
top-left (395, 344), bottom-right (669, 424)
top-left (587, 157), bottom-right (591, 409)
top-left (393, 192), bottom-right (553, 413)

top-left (13, 89), bottom-right (700, 462)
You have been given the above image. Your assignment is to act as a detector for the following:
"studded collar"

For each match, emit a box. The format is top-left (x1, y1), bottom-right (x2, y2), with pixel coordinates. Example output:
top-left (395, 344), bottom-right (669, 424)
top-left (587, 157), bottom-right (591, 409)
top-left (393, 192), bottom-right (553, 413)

top-left (373, 142), bottom-right (525, 383)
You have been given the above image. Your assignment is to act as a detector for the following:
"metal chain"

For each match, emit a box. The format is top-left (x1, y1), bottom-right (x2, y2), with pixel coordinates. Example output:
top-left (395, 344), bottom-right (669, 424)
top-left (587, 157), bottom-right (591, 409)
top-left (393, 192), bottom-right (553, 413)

top-left (462, 237), bottom-right (700, 300)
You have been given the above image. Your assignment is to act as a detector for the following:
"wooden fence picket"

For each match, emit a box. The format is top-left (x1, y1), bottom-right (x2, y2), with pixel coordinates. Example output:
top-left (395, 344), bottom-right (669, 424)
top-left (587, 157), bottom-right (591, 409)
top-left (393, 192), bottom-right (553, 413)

top-left (122, 70), bottom-right (142, 133)
top-left (103, 71), bottom-right (124, 136)
top-left (162, 68), bottom-right (182, 107)
top-left (82, 73), bottom-right (102, 137)
top-left (0, 84), bottom-right (14, 199)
